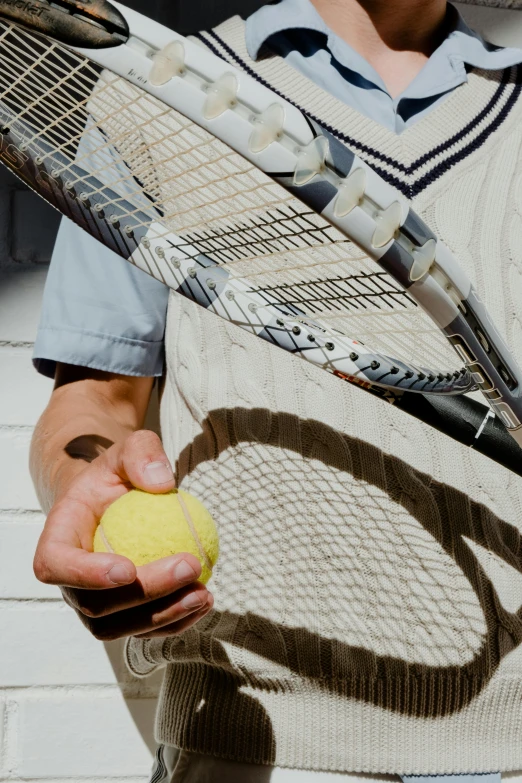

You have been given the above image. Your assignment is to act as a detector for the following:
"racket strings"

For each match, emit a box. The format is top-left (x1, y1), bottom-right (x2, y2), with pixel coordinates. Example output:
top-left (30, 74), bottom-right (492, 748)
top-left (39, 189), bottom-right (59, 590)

top-left (254, 273), bottom-right (412, 314)
top-left (0, 22), bottom-right (460, 372)
top-left (0, 29), bottom-right (97, 139)
top-left (88, 74), bottom-right (299, 226)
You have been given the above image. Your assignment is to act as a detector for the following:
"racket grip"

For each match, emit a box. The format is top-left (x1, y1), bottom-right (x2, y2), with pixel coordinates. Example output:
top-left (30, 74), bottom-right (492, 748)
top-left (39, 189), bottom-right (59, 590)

top-left (396, 394), bottom-right (522, 476)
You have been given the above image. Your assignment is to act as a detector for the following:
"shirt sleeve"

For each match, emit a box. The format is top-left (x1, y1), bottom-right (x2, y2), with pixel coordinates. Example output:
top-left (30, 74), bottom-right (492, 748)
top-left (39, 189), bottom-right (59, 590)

top-left (33, 217), bottom-right (170, 379)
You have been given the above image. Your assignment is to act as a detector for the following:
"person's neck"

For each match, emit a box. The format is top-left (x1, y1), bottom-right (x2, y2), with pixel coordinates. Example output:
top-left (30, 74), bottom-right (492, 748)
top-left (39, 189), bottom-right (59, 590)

top-left (309, 0), bottom-right (450, 98)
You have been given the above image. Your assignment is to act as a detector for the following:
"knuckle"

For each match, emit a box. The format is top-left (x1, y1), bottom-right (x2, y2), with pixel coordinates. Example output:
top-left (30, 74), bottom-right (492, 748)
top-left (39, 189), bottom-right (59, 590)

top-left (149, 611), bottom-right (173, 630)
top-left (75, 601), bottom-right (100, 620)
top-left (126, 429), bottom-right (161, 454)
top-left (33, 554), bottom-right (52, 584)
top-left (88, 619), bottom-right (117, 642)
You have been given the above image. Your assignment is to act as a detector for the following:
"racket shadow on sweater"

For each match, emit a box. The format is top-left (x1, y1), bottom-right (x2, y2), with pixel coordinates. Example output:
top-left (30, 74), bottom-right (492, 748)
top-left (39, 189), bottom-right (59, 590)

top-left (132, 407), bottom-right (522, 725)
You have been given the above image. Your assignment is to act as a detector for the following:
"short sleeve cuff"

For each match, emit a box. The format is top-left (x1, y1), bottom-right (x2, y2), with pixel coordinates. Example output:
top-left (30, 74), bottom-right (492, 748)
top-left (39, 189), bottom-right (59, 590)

top-left (33, 325), bottom-right (165, 379)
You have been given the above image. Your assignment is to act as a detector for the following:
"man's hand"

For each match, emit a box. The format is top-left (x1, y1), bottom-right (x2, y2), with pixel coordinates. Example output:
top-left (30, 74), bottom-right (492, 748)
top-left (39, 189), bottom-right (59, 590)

top-left (31, 367), bottom-right (213, 640)
top-left (34, 429), bottom-right (213, 640)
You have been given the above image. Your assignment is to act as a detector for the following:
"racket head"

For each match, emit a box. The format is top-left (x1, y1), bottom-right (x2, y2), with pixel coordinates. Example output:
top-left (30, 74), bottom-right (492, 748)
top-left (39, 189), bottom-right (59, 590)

top-left (0, 16), bottom-right (475, 397)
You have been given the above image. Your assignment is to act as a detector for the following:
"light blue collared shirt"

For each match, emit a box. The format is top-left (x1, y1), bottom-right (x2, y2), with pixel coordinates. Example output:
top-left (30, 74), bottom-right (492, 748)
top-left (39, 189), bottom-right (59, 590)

top-left (34, 1), bottom-right (522, 380)
top-left (246, 0), bottom-right (522, 133)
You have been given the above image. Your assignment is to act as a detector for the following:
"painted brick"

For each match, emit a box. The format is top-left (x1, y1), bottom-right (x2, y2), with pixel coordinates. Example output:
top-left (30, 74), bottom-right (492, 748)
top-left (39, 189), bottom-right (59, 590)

top-left (0, 698), bottom-right (5, 775)
top-left (17, 691), bottom-right (157, 778)
top-left (0, 264), bottom-right (48, 343)
top-left (0, 428), bottom-right (39, 511)
top-left (0, 347), bottom-right (53, 426)
top-left (0, 603), bottom-right (122, 686)
top-left (0, 517), bottom-right (58, 599)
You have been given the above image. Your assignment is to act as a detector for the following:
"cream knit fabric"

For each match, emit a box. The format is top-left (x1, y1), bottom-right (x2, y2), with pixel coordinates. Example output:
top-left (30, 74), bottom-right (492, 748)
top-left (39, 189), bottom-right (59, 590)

top-left (125, 18), bottom-right (522, 775)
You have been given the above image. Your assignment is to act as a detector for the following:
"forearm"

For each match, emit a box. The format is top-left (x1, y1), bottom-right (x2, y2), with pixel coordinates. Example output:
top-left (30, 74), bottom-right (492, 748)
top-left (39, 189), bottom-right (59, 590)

top-left (30, 366), bottom-right (154, 513)
top-left (29, 366), bottom-right (212, 638)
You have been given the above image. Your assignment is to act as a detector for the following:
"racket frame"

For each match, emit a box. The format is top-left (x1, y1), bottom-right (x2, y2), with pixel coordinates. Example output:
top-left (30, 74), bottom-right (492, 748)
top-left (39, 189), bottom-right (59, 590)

top-left (0, 0), bottom-right (521, 447)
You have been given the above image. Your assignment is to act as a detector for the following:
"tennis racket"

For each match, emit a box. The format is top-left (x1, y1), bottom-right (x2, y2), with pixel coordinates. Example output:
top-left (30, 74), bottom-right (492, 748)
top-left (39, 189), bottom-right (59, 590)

top-left (0, 0), bottom-right (521, 474)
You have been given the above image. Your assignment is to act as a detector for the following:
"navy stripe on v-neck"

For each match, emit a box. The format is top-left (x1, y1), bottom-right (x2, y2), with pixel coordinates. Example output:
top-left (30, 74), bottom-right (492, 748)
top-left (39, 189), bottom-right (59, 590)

top-left (197, 30), bottom-right (522, 199)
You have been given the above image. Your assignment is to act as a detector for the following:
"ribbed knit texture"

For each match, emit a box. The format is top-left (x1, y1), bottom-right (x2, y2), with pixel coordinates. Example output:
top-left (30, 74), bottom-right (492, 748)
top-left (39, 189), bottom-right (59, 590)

top-left (125, 18), bottom-right (522, 774)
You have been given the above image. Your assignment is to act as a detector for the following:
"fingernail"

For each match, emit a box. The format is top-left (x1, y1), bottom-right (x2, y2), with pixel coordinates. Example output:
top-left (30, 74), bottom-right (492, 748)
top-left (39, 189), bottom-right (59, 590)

top-left (175, 559), bottom-right (198, 582)
top-left (182, 591), bottom-right (206, 610)
top-left (144, 461), bottom-right (174, 485)
top-left (108, 564), bottom-right (133, 585)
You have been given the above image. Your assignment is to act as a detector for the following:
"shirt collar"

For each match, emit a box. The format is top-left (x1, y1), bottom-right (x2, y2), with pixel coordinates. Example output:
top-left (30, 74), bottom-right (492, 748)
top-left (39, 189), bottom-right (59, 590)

top-left (245, 0), bottom-right (522, 101)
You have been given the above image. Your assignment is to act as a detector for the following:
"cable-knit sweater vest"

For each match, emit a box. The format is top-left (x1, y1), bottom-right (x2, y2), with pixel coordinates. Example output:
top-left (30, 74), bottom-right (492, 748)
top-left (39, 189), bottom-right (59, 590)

top-left (125, 17), bottom-right (522, 775)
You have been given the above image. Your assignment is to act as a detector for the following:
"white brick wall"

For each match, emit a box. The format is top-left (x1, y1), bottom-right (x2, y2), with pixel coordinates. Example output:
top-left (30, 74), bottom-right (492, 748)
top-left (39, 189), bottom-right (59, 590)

top-left (0, 209), bottom-right (162, 780)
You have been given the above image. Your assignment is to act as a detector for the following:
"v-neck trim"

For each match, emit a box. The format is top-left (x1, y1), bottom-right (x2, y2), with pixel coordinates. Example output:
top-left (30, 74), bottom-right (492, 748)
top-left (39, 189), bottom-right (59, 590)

top-left (245, 0), bottom-right (522, 104)
top-left (196, 18), bottom-right (522, 199)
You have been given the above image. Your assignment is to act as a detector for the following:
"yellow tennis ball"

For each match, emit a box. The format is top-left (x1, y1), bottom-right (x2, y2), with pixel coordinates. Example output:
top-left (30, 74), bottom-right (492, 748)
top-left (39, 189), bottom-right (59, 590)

top-left (93, 488), bottom-right (219, 583)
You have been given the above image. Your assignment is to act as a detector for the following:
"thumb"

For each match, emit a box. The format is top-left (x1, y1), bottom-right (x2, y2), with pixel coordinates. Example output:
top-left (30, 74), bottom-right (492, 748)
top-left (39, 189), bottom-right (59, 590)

top-left (104, 430), bottom-right (176, 495)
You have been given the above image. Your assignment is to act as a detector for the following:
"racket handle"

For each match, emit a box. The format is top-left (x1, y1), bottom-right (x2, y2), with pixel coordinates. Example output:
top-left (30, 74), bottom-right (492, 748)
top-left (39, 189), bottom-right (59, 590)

top-left (394, 393), bottom-right (522, 476)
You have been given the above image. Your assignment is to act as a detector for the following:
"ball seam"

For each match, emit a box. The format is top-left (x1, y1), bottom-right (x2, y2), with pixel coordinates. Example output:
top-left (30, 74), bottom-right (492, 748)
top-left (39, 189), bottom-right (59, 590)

top-left (177, 491), bottom-right (212, 572)
top-left (98, 524), bottom-right (114, 554)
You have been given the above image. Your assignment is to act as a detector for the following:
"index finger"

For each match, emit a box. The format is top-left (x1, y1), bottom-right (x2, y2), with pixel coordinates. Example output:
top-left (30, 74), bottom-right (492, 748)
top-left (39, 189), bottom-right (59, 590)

top-left (34, 495), bottom-right (137, 589)
top-left (64, 552), bottom-right (205, 617)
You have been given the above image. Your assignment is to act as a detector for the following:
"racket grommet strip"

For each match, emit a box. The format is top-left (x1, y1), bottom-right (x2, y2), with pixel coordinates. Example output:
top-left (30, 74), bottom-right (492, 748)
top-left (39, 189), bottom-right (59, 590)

top-left (410, 239), bottom-right (437, 282)
top-left (203, 73), bottom-right (239, 120)
top-left (334, 168), bottom-right (367, 218)
top-left (149, 41), bottom-right (186, 87)
top-left (372, 201), bottom-right (403, 249)
top-left (294, 136), bottom-right (329, 187)
top-left (249, 103), bottom-right (285, 154)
